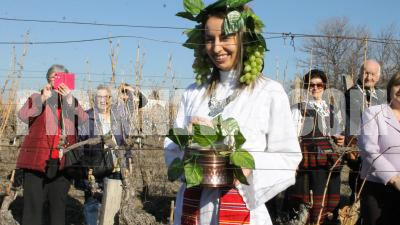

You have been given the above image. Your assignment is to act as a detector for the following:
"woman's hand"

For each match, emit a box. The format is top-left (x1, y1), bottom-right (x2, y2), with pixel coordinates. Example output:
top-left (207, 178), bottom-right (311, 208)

top-left (234, 168), bottom-right (252, 186)
top-left (57, 83), bottom-right (73, 105)
top-left (389, 175), bottom-right (400, 191)
top-left (333, 135), bottom-right (345, 146)
top-left (188, 116), bottom-right (214, 134)
top-left (41, 84), bottom-right (52, 102)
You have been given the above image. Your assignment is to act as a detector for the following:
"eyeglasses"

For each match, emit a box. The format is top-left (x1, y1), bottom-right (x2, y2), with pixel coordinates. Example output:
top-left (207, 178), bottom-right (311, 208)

top-left (96, 95), bottom-right (110, 99)
top-left (307, 83), bottom-right (325, 89)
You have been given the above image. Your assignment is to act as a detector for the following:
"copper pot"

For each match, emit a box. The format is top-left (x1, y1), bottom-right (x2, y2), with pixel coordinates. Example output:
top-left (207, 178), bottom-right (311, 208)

top-left (186, 146), bottom-right (233, 188)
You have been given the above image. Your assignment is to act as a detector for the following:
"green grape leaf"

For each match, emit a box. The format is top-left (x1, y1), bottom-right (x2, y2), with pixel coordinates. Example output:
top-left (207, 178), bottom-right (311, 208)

top-left (233, 166), bottom-right (249, 185)
top-left (226, 0), bottom-right (253, 8)
top-left (218, 151), bottom-right (232, 156)
top-left (192, 124), bottom-right (217, 147)
top-left (211, 114), bottom-right (222, 127)
top-left (183, 0), bottom-right (205, 15)
top-left (230, 148), bottom-right (255, 169)
top-left (211, 115), bottom-right (224, 142)
top-left (176, 11), bottom-right (197, 21)
top-left (221, 117), bottom-right (240, 136)
top-left (184, 161), bottom-right (203, 188)
top-left (256, 33), bottom-right (268, 51)
top-left (244, 12), bottom-right (264, 31)
top-left (168, 158), bottom-right (184, 182)
top-left (183, 27), bottom-right (203, 49)
top-left (234, 130), bottom-right (246, 149)
top-left (244, 12), bottom-right (255, 31)
top-left (167, 128), bottom-right (189, 149)
top-left (195, 0), bottom-right (252, 23)
top-left (223, 10), bottom-right (244, 35)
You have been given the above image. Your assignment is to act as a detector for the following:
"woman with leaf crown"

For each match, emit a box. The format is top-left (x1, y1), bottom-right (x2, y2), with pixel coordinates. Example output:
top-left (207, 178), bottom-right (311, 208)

top-left (164, 0), bottom-right (302, 224)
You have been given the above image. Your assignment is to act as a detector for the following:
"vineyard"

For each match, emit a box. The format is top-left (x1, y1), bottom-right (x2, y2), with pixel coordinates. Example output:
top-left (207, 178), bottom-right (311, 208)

top-left (0, 11), bottom-right (399, 224)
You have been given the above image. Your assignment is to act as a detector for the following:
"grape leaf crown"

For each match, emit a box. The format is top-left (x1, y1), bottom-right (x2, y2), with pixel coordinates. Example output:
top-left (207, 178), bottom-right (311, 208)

top-left (177, 0), bottom-right (268, 85)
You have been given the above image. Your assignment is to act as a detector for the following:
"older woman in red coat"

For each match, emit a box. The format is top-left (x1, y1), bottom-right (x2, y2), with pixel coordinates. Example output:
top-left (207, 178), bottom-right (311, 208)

top-left (16, 64), bottom-right (88, 225)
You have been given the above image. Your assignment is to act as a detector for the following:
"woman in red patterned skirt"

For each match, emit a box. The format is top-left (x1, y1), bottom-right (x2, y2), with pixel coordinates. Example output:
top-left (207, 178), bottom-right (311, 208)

top-left (287, 69), bottom-right (345, 224)
top-left (164, 1), bottom-right (302, 224)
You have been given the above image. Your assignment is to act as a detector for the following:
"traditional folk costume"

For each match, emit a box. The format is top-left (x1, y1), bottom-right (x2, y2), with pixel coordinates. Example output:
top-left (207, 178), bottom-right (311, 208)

top-left (165, 70), bottom-right (302, 225)
top-left (288, 100), bottom-right (343, 224)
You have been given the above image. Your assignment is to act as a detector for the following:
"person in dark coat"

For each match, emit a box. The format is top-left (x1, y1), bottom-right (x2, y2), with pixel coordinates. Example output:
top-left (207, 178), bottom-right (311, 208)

top-left (76, 84), bottom-right (130, 225)
top-left (344, 59), bottom-right (386, 206)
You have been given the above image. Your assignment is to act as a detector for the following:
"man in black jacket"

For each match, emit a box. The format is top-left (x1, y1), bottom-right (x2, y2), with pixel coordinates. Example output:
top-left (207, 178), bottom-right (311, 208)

top-left (344, 59), bottom-right (386, 206)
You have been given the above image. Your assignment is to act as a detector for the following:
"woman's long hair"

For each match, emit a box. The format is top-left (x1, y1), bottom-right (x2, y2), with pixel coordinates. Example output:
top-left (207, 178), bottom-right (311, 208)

top-left (202, 9), bottom-right (249, 97)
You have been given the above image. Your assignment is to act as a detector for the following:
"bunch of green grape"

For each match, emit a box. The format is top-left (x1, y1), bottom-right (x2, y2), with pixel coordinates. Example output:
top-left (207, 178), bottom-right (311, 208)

top-left (193, 49), bottom-right (211, 85)
top-left (240, 44), bottom-right (265, 85)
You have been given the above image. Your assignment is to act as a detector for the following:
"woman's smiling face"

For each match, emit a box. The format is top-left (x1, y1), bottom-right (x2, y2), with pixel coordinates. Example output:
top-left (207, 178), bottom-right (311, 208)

top-left (205, 16), bottom-right (239, 71)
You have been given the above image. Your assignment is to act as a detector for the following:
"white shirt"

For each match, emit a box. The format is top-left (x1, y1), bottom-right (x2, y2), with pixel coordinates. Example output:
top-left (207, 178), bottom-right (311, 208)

top-left (291, 99), bottom-right (343, 137)
top-left (165, 71), bottom-right (302, 225)
top-left (97, 113), bottom-right (111, 135)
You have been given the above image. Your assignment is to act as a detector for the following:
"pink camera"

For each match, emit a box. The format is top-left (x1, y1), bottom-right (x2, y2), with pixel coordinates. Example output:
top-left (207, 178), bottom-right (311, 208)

top-left (53, 72), bottom-right (75, 90)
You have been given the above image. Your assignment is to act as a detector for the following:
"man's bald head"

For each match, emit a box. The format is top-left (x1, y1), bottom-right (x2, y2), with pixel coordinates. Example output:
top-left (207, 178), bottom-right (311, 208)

top-left (359, 59), bottom-right (381, 88)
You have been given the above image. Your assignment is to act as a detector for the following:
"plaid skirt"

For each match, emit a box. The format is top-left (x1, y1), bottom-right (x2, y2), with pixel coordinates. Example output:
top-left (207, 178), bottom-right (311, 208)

top-left (299, 139), bottom-right (341, 169)
top-left (286, 139), bottom-right (342, 223)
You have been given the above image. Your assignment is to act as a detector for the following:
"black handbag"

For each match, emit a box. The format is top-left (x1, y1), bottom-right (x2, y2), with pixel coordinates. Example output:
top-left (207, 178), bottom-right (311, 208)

top-left (45, 157), bottom-right (60, 179)
top-left (82, 144), bottom-right (114, 178)
top-left (93, 148), bottom-right (114, 178)
top-left (64, 148), bottom-right (83, 168)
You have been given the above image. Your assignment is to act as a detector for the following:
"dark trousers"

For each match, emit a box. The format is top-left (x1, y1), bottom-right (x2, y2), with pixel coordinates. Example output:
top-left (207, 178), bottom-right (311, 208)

top-left (22, 169), bottom-right (71, 225)
top-left (347, 157), bottom-right (361, 203)
top-left (361, 180), bottom-right (400, 225)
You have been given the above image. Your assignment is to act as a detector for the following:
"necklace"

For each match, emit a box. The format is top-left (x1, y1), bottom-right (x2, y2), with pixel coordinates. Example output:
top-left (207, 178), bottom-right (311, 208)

top-left (208, 89), bottom-right (240, 117)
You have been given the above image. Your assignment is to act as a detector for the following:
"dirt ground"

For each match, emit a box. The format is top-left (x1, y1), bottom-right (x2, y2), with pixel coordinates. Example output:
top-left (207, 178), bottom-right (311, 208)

top-left (0, 134), bottom-right (354, 225)
top-left (0, 135), bottom-right (180, 225)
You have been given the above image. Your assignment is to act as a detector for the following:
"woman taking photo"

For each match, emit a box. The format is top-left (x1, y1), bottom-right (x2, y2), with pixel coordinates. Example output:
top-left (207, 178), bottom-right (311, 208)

top-left (164, 1), bottom-right (302, 224)
top-left (17, 64), bottom-right (88, 225)
top-left (358, 72), bottom-right (400, 225)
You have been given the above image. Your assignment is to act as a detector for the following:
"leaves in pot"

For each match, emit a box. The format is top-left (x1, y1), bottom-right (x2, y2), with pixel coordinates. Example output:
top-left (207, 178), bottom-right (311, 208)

top-left (168, 158), bottom-right (184, 182)
top-left (218, 150), bottom-right (232, 157)
top-left (211, 114), bottom-right (222, 127)
top-left (233, 166), bottom-right (249, 185)
top-left (221, 117), bottom-right (240, 136)
top-left (211, 115), bottom-right (224, 142)
top-left (184, 161), bottom-right (203, 188)
top-left (230, 148), bottom-right (255, 169)
top-left (167, 128), bottom-right (189, 149)
top-left (192, 124), bottom-right (217, 147)
top-left (234, 130), bottom-right (246, 149)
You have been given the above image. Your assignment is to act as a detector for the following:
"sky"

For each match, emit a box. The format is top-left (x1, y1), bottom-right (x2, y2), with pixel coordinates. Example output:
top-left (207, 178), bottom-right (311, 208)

top-left (0, 0), bottom-right (399, 96)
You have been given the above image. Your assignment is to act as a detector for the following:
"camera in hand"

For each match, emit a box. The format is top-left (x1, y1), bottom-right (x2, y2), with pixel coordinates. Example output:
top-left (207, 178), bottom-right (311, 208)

top-left (53, 72), bottom-right (75, 90)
